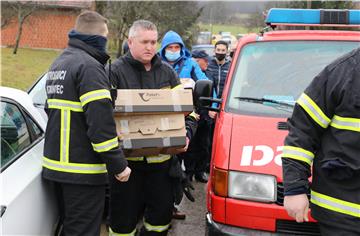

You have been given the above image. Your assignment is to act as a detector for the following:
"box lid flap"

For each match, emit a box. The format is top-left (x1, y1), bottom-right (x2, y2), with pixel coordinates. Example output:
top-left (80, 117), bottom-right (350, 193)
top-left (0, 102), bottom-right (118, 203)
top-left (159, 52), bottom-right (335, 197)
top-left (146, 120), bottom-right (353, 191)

top-left (114, 89), bottom-right (193, 113)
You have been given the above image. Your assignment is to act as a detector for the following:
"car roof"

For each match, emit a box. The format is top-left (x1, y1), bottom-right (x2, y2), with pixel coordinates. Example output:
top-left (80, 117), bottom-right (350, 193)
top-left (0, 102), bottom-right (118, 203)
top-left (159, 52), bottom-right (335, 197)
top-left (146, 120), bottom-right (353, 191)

top-left (236, 30), bottom-right (360, 47)
top-left (192, 44), bottom-right (214, 48)
top-left (0, 86), bottom-right (47, 129)
top-left (259, 30), bottom-right (360, 40)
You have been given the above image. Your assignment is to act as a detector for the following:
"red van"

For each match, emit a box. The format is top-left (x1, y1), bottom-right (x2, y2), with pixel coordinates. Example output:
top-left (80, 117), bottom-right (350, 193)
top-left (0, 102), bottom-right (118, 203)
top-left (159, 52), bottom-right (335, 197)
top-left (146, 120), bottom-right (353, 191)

top-left (206, 8), bottom-right (360, 235)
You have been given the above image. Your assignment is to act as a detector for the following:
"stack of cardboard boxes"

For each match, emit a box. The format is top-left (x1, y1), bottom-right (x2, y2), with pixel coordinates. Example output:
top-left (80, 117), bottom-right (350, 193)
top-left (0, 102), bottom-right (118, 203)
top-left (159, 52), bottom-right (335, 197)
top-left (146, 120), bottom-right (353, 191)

top-left (113, 89), bottom-right (193, 157)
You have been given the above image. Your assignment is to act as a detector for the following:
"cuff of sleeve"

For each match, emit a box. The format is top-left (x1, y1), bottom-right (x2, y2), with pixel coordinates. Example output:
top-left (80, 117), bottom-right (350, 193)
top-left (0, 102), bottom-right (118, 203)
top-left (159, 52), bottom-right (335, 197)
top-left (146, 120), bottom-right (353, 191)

top-left (103, 148), bottom-right (128, 176)
top-left (284, 186), bottom-right (308, 196)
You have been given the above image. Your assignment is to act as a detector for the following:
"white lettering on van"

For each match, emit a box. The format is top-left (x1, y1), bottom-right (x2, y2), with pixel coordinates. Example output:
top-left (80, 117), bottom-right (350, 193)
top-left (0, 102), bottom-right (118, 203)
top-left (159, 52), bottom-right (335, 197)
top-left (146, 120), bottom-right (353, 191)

top-left (274, 146), bottom-right (283, 166)
top-left (240, 145), bottom-right (283, 166)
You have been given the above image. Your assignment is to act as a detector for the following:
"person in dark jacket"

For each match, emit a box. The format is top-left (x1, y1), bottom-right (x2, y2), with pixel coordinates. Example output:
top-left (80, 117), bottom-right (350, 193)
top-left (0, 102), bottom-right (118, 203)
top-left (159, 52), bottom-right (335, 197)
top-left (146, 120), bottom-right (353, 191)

top-left (107, 20), bottom-right (198, 236)
top-left (206, 40), bottom-right (231, 99)
top-left (282, 47), bottom-right (360, 235)
top-left (180, 50), bottom-right (214, 183)
top-left (43, 11), bottom-right (131, 236)
top-left (158, 32), bottom-right (209, 219)
top-left (192, 49), bottom-right (210, 72)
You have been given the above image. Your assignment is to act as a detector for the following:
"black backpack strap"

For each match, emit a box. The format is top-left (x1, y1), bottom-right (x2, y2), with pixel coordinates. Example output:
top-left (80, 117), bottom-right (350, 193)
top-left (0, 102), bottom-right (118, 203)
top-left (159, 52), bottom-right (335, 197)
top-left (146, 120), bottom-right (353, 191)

top-left (108, 59), bottom-right (117, 108)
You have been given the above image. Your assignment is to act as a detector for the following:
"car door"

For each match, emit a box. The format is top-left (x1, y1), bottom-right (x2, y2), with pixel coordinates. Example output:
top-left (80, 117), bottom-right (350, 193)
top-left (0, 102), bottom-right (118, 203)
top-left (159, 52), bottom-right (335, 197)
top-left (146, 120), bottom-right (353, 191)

top-left (0, 98), bottom-right (58, 235)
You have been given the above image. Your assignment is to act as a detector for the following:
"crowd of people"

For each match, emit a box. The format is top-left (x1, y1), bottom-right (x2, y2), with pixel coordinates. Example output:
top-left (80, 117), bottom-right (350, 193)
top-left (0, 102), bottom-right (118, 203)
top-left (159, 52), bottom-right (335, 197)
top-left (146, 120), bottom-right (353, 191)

top-left (42, 9), bottom-right (359, 236)
top-left (43, 10), bottom-right (231, 236)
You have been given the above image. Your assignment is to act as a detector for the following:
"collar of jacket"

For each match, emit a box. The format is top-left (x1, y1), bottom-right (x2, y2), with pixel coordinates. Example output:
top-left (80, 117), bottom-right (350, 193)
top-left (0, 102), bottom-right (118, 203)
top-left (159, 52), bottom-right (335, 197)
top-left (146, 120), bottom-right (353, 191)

top-left (124, 52), bottom-right (162, 71)
top-left (68, 38), bottom-right (110, 65)
top-left (210, 57), bottom-right (231, 66)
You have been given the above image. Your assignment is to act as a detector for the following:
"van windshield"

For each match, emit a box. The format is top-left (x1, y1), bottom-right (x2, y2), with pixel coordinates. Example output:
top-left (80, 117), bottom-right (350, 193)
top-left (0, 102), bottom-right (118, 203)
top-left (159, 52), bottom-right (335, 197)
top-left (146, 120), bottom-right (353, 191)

top-left (226, 41), bottom-right (360, 117)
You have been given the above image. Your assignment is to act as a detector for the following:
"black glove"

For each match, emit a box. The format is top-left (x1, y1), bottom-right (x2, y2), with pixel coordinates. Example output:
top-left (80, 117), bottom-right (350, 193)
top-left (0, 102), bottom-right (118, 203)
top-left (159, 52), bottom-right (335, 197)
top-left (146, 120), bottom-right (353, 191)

top-left (110, 88), bottom-right (117, 108)
top-left (182, 177), bottom-right (195, 202)
top-left (169, 156), bottom-right (184, 205)
top-left (169, 156), bottom-right (196, 203)
top-left (173, 179), bottom-right (184, 205)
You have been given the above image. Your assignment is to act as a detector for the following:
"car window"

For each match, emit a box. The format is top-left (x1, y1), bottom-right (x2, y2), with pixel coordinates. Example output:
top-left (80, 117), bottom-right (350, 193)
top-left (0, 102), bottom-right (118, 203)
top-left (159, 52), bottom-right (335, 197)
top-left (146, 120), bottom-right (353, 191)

top-left (226, 41), bottom-right (360, 117)
top-left (27, 114), bottom-right (43, 139)
top-left (0, 101), bottom-right (42, 168)
top-left (192, 45), bottom-right (215, 57)
top-left (28, 73), bottom-right (48, 107)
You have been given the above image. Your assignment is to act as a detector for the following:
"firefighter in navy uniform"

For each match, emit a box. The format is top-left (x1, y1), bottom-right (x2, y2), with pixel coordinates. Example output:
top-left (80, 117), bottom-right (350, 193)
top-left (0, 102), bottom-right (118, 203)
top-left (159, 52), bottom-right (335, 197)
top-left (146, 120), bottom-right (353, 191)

top-left (42, 11), bottom-right (131, 236)
top-left (107, 20), bottom-right (198, 236)
top-left (282, 47), bottom-right (360, 235)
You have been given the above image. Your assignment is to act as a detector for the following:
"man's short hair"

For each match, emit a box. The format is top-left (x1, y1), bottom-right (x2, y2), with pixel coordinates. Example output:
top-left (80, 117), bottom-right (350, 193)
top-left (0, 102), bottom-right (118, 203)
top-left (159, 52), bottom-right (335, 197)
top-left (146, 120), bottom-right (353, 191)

top-left (128, 20), bottom-right (157, 38)
top-left (75, 10), bottom-right (108, 35)
top-left (215, 40), bottom-right (229, 49)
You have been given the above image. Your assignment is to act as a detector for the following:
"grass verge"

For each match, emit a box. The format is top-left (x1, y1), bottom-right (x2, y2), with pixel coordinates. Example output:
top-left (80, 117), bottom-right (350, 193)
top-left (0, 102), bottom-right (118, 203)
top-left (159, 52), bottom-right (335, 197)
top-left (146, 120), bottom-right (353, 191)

top-left (1, 47), bottom-right (61, 91)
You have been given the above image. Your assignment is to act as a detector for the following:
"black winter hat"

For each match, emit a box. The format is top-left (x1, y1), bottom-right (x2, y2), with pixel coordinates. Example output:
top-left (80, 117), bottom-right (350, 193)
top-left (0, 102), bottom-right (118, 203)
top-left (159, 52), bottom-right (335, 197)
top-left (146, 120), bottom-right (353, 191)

top-left (192, 50), bottom-right (209, 60)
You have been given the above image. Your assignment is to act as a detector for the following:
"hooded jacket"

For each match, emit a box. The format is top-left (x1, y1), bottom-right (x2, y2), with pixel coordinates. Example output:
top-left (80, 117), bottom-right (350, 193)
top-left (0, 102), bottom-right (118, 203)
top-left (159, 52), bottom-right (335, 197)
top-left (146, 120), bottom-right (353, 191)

top-left (159, 31), bottom-right (208, 81)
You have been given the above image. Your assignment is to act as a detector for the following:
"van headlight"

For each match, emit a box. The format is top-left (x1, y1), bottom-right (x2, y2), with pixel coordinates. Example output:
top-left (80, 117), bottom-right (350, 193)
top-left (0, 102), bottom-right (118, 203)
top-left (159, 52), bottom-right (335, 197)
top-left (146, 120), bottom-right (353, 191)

top-left (228, 171), bottom-right (276, 203)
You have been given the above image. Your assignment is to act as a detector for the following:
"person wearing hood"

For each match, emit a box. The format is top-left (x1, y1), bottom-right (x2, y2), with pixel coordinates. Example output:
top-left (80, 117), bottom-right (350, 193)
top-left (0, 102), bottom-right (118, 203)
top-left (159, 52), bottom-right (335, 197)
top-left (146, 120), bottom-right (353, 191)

top-left (159, 31), bottom-right (209, 220)
top-left (159, 30), bottom-right (208, 83)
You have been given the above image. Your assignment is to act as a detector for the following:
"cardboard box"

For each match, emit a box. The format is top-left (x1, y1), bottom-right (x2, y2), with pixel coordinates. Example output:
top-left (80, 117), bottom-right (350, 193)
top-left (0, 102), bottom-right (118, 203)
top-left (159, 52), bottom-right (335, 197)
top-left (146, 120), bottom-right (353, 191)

top-left (115, 113), bottom-right (186, 157)
top-left (114, 89), bottom-right (193, 115)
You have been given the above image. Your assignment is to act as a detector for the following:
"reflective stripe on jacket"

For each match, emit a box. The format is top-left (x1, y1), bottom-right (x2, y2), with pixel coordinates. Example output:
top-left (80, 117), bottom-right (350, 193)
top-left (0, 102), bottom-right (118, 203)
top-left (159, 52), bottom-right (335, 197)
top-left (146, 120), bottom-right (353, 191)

top-left (43, 38), bottom-right (127, 185)
top-left (282, 48), bottom-right (360, 230)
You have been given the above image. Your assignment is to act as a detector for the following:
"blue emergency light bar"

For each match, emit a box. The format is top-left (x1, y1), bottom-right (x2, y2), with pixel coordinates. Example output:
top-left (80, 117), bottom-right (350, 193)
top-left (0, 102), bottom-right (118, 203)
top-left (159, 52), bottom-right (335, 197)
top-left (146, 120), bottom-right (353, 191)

top-left (266, 8), bottom-right (360, 26)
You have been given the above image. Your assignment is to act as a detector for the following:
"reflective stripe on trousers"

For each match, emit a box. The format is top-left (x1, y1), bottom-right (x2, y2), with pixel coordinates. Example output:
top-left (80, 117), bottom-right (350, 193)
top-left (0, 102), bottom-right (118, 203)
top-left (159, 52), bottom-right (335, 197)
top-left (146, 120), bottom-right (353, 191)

top-left (126, 154), bottom-right (171, 163)
top-left (143, 220), bottom-right (170, 233)
top-left (109, 227), bottom-right (136, 236)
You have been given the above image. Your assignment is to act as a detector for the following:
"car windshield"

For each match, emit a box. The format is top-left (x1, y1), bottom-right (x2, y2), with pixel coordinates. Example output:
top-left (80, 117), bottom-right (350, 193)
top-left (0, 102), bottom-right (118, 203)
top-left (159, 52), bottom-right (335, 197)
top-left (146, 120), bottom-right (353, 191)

top-left (226, 41), bottom-right (360, 117)
top-left (28, 73), bottom-right (47, 107)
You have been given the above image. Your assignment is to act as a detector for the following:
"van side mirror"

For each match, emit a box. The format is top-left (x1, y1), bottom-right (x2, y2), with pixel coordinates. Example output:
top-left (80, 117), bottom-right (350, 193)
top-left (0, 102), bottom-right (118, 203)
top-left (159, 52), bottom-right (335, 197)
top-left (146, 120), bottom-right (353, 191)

top-left (193, 80), bottom-right (223, 112)
top-left (193, 80), bottom-right (213, 109)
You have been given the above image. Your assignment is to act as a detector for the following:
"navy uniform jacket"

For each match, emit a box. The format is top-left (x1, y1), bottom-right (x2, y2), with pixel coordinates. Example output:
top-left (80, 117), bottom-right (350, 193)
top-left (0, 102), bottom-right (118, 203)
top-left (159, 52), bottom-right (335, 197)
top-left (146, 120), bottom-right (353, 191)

top-left (282, 48), bottom-right (360, 232)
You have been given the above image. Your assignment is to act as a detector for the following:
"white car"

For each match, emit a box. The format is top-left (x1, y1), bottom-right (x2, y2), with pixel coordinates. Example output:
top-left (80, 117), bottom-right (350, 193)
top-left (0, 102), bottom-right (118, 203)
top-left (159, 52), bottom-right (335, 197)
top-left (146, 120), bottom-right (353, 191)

top-left (221, 35), bottom-right (232, 47)
top-left (0, 86), bottom-right (59, 235)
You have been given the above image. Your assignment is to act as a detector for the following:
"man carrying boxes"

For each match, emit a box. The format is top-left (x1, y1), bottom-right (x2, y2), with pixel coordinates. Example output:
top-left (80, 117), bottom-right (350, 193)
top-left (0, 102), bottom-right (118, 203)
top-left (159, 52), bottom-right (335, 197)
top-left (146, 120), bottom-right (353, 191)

top-left (107, 20), bottom-right (198, 236)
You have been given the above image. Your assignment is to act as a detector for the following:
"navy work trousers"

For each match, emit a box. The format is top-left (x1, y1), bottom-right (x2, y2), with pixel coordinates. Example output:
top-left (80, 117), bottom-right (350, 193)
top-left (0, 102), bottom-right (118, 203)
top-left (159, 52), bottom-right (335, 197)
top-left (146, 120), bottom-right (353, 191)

top-left (54, 182), bottom-right (105, 236)
top-left (109, 160), bottom-right (173, 236)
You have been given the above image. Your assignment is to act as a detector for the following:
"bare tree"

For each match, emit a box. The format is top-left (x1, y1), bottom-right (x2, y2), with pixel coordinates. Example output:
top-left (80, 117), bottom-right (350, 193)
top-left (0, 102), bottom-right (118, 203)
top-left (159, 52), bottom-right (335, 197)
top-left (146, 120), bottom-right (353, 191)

top-left (97, 1), bottom-right (155, 57)
top-left (1, 2), bottom-right (17, 28)
top-left (97, 1), bottom-right (202, 57)
top-left (4, 1), bottom-right (41, 54)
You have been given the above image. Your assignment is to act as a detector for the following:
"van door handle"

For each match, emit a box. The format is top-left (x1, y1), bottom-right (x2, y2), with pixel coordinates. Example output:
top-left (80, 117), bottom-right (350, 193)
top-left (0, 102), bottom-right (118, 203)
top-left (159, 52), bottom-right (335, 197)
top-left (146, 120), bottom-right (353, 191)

top-left (1, 205), bottom-right (6, 217)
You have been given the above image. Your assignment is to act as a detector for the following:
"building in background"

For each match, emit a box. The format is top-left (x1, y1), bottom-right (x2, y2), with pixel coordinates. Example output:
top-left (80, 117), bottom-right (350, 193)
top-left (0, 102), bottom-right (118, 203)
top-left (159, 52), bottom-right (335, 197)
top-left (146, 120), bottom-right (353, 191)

top-left (1, 1), bottom-right (94, 50)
